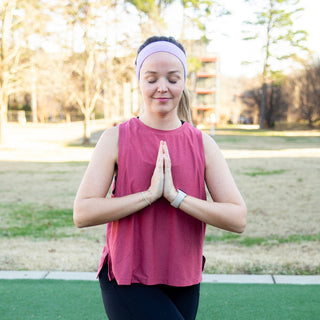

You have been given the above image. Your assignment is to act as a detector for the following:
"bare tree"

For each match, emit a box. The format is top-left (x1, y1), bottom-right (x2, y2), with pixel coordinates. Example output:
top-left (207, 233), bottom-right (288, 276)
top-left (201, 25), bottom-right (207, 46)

top-left (297, 62), bottom-right (320, 127)
top-left (0, 0), bottom-right (49, 143)
top-left (0, 0), bottom-right (19, 144)
top-left (61, 0), bottom-right (127, 144)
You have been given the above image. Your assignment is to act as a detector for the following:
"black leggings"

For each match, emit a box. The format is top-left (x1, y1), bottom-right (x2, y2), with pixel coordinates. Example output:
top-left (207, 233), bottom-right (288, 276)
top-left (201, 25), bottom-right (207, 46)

top-left (99, 264), bottom-right (200, 320)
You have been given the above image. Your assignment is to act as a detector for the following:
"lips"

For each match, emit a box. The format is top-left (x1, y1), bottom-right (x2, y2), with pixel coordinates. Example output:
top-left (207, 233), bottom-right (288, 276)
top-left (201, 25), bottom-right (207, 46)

top-left (155, 97), bottom-right (170, 102)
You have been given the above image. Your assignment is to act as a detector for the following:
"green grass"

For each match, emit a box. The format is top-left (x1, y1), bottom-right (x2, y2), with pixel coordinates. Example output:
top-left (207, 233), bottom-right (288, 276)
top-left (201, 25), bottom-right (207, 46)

top-left (2, 201), bottom-right (319, 245)
top-left (214, 126), bottom-right (320, 137)
top-left (211, 129), bottom-right (320, 150)
top-left (0, 280), bottom-right (105, 320)
top-left (1, 280), bottom-right (319, 320)
top-left (16, 170), bottom-right (71, 174)
top-left (204, 263), bottom-right (320, 276)
top-left (1, 127), bottom-right (319, 275)
top-left (205, 232), bottom-right (320, 247)
top-left (0, 204), bottom-right (74, 238)
top-left (67, 142), bottom-right (96, 148)
top-left (68, 127), bottom-right (320, 149)
top-left (198, 283), bottom-right (320, 320)
top-left (241, 167), bottom-right (287, 177)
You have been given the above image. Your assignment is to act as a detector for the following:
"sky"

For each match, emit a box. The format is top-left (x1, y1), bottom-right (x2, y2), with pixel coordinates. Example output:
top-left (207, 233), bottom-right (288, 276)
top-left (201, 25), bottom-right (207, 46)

top-left (166, 0), bottom-right (320, 78)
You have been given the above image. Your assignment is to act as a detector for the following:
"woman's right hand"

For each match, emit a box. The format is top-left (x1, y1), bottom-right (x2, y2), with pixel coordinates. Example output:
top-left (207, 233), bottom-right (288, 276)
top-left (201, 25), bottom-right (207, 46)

top-left (147, 141), bottom-right (165, 203)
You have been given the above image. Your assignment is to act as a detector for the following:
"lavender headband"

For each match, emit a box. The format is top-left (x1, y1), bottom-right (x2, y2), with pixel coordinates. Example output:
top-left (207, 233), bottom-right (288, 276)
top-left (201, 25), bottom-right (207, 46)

top-left (136, 41), bottom-right (187, 81)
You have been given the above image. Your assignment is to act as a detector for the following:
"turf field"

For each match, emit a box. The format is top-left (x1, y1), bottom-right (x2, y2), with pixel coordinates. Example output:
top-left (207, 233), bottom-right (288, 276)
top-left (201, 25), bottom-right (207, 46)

top-left (1, 280), bottom-right (319, 320)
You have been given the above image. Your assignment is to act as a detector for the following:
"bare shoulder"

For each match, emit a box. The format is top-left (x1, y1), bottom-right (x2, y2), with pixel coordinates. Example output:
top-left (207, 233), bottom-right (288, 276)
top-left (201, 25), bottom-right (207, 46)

top-left (75, 125), bottom-right (119, 201)
top-left (92, 125), bottom-right (119, 163)
top-left (202, 131), bottom-right (218, 147)
top-left (202, 132), bottom-right (221, 161)
top-left (99, 125), bottom-right (119, 143)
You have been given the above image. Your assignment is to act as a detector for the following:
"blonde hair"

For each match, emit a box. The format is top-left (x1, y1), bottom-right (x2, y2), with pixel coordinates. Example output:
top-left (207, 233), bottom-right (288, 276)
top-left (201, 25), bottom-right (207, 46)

top-left (178, 88), bottom-right (193, 124)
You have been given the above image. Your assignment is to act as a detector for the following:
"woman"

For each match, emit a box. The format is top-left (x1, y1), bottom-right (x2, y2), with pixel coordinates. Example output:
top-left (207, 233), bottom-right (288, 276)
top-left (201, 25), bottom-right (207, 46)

top-left (73, 36), bottom-right (247, 320)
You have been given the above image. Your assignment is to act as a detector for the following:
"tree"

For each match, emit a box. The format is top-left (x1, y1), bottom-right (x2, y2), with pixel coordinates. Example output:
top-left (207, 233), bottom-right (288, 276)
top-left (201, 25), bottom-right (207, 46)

top-left (297, 61), bottom-right (320, 127)
top-left (127, 0), bottom-right (224, 41)
top-left (243, 0), bottom-right (309, 128)
top-left (0, 0), bottom-right (18, 144)
top-left (240, 85), bottom-right (262, 123)
top-left (0, 0), bottom-right (49, 143)
top-left (61, 0), bottom-right (109, 144)
top-left (267, 78), bottom-right (292, 127)
top-left (126, 0), bottom-right (171, 36)
top-left (20, 1), bottom-right (50, 123)
top-left (180, 0), bottom-right (225, 42)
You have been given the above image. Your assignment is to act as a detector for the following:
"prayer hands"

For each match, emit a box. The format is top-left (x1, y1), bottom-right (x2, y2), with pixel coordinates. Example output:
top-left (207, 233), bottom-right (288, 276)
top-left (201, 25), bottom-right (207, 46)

top-left (147, 141), bottom-right (177, 204)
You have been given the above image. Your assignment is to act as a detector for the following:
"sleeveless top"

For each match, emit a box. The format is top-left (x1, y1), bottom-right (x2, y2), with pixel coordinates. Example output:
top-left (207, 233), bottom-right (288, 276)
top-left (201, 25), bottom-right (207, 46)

top-left (97, 117), bottom-right (207, 286)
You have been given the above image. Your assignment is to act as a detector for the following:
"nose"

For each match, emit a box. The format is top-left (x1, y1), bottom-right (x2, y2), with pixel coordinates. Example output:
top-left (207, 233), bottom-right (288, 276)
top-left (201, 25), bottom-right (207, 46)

top-left (157, 78), bottom-right (168, 93)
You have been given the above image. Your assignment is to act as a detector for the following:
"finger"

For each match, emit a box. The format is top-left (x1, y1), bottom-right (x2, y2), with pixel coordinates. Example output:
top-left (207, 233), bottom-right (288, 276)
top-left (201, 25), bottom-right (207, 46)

top-left (163, 143), bottom-right (172, 180)
top-left (148, 142), bottom-right (165, 201)
top-left (163, 142), bottom-right (171, 169)
top-left (162, 142), bottom-right (176, 202)
top-left (156, 141), bottom-right (164, 167)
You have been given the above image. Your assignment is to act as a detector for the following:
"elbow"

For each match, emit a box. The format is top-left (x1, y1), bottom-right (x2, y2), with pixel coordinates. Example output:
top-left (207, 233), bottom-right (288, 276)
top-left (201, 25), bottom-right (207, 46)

top-left (73, 211), bottom-right (84, 229)
top-left (73, 215), bottom-right (84, 229)
top-left (235, 204), bottom-right (247, 234)
top-left (73, 201), bottom-right (86, 229)
top-left (235, 222), bottom-right (246, 234)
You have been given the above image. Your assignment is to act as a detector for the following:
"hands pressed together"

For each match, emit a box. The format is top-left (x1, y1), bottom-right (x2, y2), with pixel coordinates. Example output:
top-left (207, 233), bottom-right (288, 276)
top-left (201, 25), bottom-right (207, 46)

top-left (146, 141), bottom-right (178, 205)
top-left (74, 130), bottom-right (247, 231)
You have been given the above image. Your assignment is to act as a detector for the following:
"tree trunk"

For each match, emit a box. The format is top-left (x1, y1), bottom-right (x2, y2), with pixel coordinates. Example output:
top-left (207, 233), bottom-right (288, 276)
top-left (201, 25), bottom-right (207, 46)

top-left (31, 65), bottom-right (37, 123)
top-left (266, 84), bottom-right (274, 128)
top-left (103, 84), bottom-right (110, 122)
top-left (0, 112), bottom-right (5, 145)
top-left (0, 0), bottom-right (16, 145)
top-left (123, 82), bottom-right (131, 119)
top-left (0, 93), bottom-right (8, 145)
top-left (259, 82), bottom-right (267, 129)
top-left (83, 112), bottom-right (91, 145)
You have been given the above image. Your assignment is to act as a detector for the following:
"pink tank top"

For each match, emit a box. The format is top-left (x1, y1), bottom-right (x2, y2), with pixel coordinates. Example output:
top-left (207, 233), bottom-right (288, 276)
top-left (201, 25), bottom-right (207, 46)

top-left (97, 118), bottom-right (207, 286)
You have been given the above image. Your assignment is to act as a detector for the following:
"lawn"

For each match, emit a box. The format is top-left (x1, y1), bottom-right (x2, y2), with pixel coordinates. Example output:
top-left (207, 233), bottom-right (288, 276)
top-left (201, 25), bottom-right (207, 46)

top-left (1, 280), bottom-right (319, 320)
top-left (0, 122), bottom-right (319, 274)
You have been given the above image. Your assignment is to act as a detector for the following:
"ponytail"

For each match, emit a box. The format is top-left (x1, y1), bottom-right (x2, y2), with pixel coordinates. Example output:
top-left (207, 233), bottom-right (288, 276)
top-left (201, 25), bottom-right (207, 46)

top-left (178, 87), bottom-right (193, 124)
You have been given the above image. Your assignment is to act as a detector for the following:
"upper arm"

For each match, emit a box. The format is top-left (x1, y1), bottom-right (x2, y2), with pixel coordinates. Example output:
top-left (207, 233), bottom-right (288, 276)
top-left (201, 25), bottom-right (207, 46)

top-left (75, 126), bottom-right (119, 200)
top-left (202, 132), bottom-right (244, 206)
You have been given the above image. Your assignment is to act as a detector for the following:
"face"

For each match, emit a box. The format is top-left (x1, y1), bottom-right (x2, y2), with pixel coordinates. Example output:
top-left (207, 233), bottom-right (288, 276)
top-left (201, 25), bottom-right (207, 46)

top-left (139, 52), bottom-right (185, 117)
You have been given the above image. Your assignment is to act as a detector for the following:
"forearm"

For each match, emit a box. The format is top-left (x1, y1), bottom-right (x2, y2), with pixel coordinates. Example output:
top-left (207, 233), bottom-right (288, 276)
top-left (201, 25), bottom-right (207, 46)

top-left (73, 191), bottom-right (151, 228)
top-left (178, 195), bottom-right (247, 233)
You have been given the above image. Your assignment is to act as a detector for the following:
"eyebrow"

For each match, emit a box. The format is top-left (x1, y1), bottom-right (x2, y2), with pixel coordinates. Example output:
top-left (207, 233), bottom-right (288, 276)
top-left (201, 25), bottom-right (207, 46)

top-left (144, 70), bottom-right (182, 75)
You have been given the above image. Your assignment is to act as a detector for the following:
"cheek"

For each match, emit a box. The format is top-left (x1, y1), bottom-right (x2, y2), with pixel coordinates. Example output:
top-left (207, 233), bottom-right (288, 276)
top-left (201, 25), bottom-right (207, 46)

top-left (140, 84), bottom-right (154, 98)
top-left (173, 85), bottom-right (184, 99)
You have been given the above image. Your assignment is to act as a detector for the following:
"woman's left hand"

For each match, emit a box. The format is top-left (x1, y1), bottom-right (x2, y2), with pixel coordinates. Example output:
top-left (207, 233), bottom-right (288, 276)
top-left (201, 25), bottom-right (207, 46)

top-left (162, 141), bottom-right (178, 203)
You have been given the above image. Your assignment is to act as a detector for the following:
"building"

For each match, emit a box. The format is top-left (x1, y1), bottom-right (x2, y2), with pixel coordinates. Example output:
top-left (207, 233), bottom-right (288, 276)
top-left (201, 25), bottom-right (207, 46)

top-left (192, 55), bottom-right (220, 128)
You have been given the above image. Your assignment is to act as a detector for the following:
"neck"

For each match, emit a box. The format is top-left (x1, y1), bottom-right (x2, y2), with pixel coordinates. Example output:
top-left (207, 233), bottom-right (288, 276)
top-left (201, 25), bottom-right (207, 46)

top-left (139, 113), bottom-right (181, 130)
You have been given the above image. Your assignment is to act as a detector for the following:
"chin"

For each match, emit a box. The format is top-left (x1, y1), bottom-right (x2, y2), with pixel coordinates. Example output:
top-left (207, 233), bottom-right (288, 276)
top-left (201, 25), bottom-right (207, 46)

top-left (154, 107), bottom-right (176, 116)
